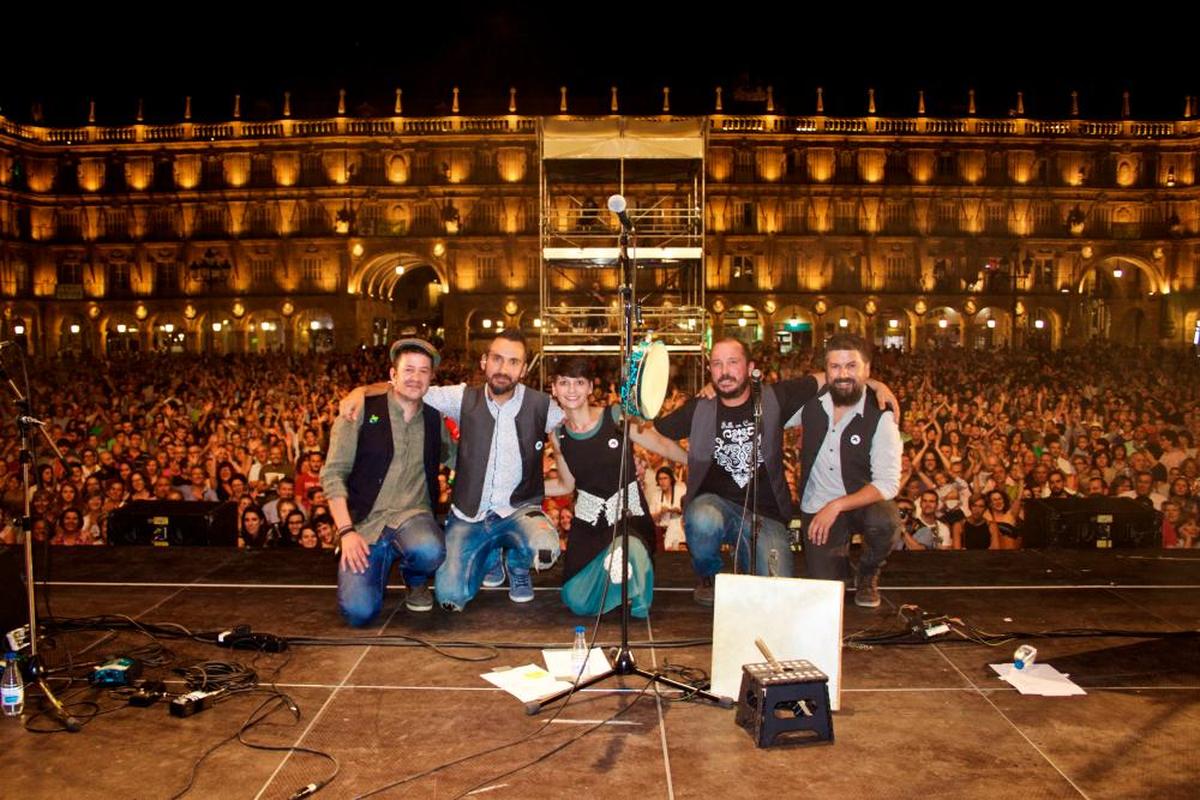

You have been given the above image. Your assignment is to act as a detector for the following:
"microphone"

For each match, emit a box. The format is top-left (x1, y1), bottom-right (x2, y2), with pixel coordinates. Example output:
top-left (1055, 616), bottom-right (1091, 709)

top-left (750, 368), bottom-right (763, 384)
top-left (607, 194), bottom-right (633, 231)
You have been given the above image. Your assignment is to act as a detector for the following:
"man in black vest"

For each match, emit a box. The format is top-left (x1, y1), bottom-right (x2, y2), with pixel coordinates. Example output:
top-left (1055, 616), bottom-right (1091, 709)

top-left (427, 329), bottom-right (563, 611)
top-left (654, 339), bottom-right (812, 606)
top-left (795, 333), bottom-right (902, 608)
top-left (322, 339), bottom-right (446, 626)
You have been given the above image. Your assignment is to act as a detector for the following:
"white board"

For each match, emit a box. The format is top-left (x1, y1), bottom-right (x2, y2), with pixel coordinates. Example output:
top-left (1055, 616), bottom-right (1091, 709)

top-left (710, 574), bottom-right (845, 711)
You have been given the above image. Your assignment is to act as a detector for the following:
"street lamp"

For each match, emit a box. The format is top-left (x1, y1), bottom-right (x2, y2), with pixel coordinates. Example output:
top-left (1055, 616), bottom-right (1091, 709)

top-left (335, 160), bottom-right (359, 235)
top-left (189, 247), bottom-right (233, 353)
top-left (1010, 253), bottom-right (1032, 348)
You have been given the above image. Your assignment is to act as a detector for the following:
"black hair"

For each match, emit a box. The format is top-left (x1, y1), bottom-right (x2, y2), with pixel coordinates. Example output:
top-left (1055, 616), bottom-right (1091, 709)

top-left (823, 332), bottom-right (872, 363)
top-left (553, 357), bottom-right (593, 381)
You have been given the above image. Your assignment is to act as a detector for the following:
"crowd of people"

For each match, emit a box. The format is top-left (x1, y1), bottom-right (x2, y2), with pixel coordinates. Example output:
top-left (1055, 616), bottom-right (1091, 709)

top-left (2, 341), bottom-right (1198, 552)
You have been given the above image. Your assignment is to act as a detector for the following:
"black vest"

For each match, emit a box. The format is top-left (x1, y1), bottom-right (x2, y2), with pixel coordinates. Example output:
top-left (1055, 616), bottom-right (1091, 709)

top-left (453, 385), bottom-right (550, 518)
top-left (797, 386), bottom-right (885, 499)
top-left (685, 385), bottom-right (793, 521)
top-left (345, 393), bottom-right (443, 524)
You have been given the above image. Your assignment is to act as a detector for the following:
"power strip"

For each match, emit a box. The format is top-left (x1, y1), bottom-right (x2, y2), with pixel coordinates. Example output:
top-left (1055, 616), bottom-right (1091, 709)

top-left (169, 687), bottom-right (228, 717)
top-left (899, 605), bottom-right (951, 640)
top-left (216, 626), bottom-right (288, 653)
top-left (5, 625), bottom-right (30, 653)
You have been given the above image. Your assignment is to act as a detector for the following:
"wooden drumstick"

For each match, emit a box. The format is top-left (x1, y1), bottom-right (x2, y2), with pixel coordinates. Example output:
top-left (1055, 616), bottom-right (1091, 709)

top-left (755, 637), bottom-right (783, 670)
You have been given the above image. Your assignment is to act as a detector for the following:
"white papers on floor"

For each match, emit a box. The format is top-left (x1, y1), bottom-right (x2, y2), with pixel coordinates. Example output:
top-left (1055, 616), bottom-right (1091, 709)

top-left (481, 649), bottom-right (612, 703)
top-left (989, 663), bottom-right (1087, 696)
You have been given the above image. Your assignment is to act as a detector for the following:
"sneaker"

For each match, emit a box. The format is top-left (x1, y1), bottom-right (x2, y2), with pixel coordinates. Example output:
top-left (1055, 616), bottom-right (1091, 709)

top-left (693, 575), bottom-right (715, 607)
top-left (482, 558), bottom-right (507, 588)
top-left (508, 568), bottom-right (535, 603)
top-left (405, 584), bottom-right (434, 612)
top-left (854, 574), bottom-right (881, 608)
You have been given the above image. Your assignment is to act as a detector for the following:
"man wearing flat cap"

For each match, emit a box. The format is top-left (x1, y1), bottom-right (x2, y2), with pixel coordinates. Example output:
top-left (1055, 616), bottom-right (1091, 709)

top-left (322, 338), bottom-right (446, 625)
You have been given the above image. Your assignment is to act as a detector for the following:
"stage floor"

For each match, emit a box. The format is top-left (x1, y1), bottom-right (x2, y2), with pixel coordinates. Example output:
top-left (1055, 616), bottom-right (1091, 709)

top-left (2, 547), bottom-right (1198, 799)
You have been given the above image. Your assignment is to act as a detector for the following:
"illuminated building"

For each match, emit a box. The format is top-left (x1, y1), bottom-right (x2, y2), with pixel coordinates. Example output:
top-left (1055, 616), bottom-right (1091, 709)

top-left (1, 86), bottom-right (1196, 355)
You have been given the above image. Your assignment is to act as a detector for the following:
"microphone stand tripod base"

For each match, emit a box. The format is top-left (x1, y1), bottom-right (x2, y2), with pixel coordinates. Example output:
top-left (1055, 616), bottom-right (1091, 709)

top-left (525, 645), bottom-right (733, 715)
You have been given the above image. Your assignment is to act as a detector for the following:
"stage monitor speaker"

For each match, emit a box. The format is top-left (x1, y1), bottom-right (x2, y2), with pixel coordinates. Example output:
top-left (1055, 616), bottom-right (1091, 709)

top-left (108, 501), bottom-right (238, 546)
top-left (0, 546), bottom-right (27, 646)
top-left (711, 574), bottom-right (844, 711)
top-left (1021, 497), bottom-right (1160, 548)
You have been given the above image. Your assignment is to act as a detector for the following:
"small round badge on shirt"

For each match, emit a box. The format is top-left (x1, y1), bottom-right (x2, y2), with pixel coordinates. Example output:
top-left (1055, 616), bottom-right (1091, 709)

top-left (608, 438), bottom-right (619, 449)
top-left (850, 434), bottom-right (862, 445)
top-left (535, 441), bottom-right (544, 451)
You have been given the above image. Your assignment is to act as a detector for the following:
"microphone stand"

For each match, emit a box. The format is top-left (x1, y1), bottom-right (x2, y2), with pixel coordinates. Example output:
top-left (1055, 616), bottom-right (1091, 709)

top-left (749, 373), bottom-right (765, 575)
top-left (526, 206), bottom-right (731, 714)
top-left (0, 355), bottom-right (81, 731)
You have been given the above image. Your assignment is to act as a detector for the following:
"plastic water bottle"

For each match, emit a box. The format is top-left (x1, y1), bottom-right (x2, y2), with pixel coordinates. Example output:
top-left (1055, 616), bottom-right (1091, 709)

top-left (1013, 645), bottom-right (1038, 670)
top-left (570, 626), bottom-right (588, 677)
top-left (2, 652), bottom-right (23, 717)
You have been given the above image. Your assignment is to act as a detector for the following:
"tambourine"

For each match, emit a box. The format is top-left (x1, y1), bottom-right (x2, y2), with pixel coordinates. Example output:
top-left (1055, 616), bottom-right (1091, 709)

top-left (620, 339), bottom-right (669, 420)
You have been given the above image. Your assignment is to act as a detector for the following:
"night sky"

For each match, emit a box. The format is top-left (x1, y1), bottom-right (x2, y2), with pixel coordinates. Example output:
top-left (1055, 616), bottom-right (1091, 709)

top-left (2, 7), bottom-right (1192, 124)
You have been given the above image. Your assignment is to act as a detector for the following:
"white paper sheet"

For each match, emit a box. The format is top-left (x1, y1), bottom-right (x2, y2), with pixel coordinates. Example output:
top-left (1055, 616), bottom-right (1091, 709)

top-left (481, 665), bottom-right (574, 703)
top-left (990, 663), bottom-right (1087, 696)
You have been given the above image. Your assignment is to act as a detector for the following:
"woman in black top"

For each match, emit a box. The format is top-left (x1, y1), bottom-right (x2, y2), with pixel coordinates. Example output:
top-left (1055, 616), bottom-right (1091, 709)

top-left (985, 489), bottom-right (1021, 549)
top-left (954, 495), bottom-right (998, 550)
top-left (545, 358), bottom-right (687, 618)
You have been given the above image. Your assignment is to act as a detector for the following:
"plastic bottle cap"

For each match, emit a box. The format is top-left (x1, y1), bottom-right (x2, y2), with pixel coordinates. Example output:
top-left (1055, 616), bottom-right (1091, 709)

top-left (1014, 660), bottom-right (1026, 669)
top-left (574, 626), bottom-right (585, 634)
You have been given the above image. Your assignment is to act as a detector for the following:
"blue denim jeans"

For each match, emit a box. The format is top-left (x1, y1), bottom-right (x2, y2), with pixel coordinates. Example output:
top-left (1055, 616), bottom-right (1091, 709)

top-left (683, 493), bottom-right (795, 578)
top-left (435, 506), bottom-right (560, 611)
top-left (338, 512), bottom-right (445, 627)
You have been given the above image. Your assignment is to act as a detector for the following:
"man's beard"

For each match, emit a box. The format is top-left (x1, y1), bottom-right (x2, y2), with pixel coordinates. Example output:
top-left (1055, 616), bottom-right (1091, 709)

top-left (829, 379), bottom-right (863, 406)
top-left (487, 374), bottom-right (516, 397)
top-left (715, 376), bottom-right (749, 400)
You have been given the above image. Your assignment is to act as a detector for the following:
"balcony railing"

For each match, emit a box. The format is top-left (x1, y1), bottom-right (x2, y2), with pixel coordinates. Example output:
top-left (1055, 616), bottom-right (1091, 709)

top-left (3, 110), bottom-right (1191, 148)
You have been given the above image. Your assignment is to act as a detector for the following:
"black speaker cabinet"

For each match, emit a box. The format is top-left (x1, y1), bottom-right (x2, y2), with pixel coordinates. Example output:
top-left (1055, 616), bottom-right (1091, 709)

top-left (108, 501), bottom-right (239, 546)
top-left (1021, 497), bottom-right (1160, 548)
top-left (0, 546), bottom-right (27, 643)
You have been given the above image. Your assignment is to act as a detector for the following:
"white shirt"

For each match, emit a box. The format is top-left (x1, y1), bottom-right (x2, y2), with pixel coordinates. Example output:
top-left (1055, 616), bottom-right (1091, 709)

top-left (799, 391), bottom-right (902, 514)
top-left (424, 383), bottom-right (563, 522)
top-left (911, 513), bottom-right (952, 549)
top-left (1119, 490), bottom-right (1167, 511)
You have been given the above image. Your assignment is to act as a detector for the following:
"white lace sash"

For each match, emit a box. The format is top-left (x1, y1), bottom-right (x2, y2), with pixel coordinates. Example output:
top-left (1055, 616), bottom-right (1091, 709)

top-left (574, 482), bottom-right (644, 526)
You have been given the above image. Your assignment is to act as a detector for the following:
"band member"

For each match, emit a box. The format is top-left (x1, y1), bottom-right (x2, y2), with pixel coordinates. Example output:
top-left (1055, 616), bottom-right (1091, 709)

top-left (795, 333), bottom-right (902, 608)
top-left (322, 339), bottom-right (446, 625)
top-left (545, 358), bottom-right (687, 617)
